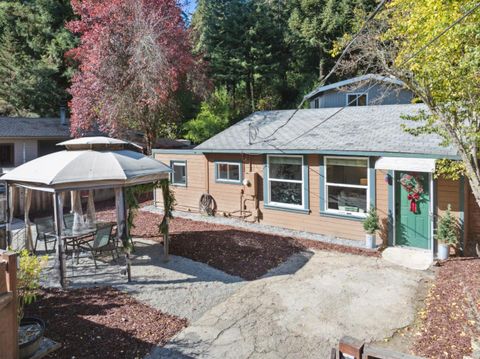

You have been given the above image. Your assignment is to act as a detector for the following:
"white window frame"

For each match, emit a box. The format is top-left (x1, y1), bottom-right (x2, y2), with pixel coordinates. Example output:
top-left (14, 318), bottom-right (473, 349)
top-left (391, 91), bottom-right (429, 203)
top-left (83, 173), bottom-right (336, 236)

top-left (171, 161), bottom-right (187, 186)
top-left (216, 161), bottom-right (241, 183)
top-left (267, 155), bottom-right (305, 210)
top-left (324, 156), bottom-right (370, 218)
top-left (346, 93), bottom-right (368, 107)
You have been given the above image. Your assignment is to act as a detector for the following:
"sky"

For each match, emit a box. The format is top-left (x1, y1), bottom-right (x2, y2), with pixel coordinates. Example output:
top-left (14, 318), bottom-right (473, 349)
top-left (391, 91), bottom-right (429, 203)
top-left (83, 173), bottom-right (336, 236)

top-left (182, 0), bottom-right (197, 17)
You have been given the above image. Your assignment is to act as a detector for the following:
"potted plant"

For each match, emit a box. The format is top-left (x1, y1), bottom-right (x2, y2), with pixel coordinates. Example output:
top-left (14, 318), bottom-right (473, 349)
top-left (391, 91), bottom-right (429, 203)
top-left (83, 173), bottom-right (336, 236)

top-left (436, 204), bottom-right (458, 260)
top-left (363, 206), bottom-right (380, 249)
top-left (17, 250), bottom-right (47, 359)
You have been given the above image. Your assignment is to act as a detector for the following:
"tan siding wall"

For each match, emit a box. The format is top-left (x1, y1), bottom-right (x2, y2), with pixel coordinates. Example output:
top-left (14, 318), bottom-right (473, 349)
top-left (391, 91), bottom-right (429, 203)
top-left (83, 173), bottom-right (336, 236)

top-left (466, 183), bottom-right (480, 256)
top-left (205, 154), bottom-right (245, 213)
top-left (375, 170), bottom-right (389, 245)
top-left (436, 177), bottom-right (461, 219)
top-left (154, 153), bottom-right (207, 211)
top-left (154, 152), bottom-right (392, 242)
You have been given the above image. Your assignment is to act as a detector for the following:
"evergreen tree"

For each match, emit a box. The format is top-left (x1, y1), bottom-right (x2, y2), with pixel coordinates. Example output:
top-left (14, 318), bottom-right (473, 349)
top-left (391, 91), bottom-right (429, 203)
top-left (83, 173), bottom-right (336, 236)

top-left (288, 0), bottom-right (376, 80)
top-left (0, 0), bottom-right (76, 116)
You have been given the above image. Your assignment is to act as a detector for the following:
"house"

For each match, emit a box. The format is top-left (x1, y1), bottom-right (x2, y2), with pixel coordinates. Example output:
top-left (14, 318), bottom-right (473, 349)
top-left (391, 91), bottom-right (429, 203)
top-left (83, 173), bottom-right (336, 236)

top-left (153, 77), bottom-right (479, 258)
top-left (305, 74), bottom-right (414, 109)
top-left (0, 113), bottom-right (71, 173)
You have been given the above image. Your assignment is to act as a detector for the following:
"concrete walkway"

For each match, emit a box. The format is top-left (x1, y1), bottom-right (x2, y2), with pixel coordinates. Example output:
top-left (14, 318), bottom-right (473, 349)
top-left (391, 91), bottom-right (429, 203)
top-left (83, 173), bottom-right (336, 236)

top-left (150, 251), bottom-right (430, 359)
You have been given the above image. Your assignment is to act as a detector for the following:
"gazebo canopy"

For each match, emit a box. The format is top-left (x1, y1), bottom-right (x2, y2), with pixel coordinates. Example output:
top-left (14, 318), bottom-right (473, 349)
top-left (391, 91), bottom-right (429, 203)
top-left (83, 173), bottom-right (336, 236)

top-left (1, 137), bottom-right (171, 191)
top-left (0, 136), bottom-right (172, 287)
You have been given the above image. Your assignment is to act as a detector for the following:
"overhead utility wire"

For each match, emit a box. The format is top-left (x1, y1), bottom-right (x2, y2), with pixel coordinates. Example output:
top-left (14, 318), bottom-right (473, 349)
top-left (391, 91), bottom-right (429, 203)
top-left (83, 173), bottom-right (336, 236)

top-left (250, 0), bottom-right (389, 144)
top-left (279, 2), bottom-right (480, 148)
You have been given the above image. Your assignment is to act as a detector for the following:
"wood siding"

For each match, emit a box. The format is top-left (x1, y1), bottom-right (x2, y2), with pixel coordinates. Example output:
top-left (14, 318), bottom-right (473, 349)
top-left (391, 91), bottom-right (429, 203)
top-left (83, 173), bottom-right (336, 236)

top-left (155, 153), bottom-right (388, 242)
top-left (466, 183), bottom-right (480, 256)
top-left (436, 177), bottom-right (461, 218)
top-left (155, 152), bottom-right (477, 249)
top-left (375, 169), bottom-right (389, 246)
top-left (0, 253), bottom-right (18, 359)
top-left (154, 153), bottom-right (207, 211)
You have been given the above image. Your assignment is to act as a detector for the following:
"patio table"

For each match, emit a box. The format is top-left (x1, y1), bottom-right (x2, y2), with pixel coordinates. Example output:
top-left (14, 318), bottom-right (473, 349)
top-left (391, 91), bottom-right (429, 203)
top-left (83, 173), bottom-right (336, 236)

top-left (46, 222), bottom-right (117, 261)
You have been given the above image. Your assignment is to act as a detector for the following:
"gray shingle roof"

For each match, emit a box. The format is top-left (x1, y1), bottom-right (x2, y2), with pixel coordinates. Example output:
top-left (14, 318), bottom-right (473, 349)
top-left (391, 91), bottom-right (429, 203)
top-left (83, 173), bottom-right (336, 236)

top-left (195, 104), bottom-right (458, 158)
top-left (0, 117), bottom-right (71, 138)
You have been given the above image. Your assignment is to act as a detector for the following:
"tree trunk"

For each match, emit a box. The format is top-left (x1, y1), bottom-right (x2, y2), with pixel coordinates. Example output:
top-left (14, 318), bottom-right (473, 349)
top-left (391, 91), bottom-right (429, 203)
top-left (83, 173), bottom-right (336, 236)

top-left (318, 47), bottom-right (324, 80)
top-left (460, 151), bottom-right (480, 209)
top-left (145, 131), bottom-right (155, 155)
top-left (249, 72), bottom-right (255, 112)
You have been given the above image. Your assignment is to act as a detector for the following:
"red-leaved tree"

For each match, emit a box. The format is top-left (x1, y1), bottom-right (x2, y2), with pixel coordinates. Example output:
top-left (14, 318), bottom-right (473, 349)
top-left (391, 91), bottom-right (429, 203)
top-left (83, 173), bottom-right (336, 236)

top-left (67, 0), bottom-right (201, 153)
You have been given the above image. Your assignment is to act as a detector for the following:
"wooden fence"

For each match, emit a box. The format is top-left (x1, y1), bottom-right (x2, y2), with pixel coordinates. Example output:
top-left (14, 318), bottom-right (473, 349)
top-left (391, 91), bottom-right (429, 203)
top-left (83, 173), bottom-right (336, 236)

top-left (0, 252), bottom-right (18, 359)
top-left (334, 336), bottom-right (424, 359)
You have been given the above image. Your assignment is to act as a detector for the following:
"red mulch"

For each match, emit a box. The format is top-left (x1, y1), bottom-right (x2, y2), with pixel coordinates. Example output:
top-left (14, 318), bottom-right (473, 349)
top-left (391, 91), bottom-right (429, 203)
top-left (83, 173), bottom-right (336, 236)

top-left (413, 258), bottom-right (480, 359)
top-left (96, 203), bottom-right (378, 280)
top-left (25, 287), bottom-right (187, 359)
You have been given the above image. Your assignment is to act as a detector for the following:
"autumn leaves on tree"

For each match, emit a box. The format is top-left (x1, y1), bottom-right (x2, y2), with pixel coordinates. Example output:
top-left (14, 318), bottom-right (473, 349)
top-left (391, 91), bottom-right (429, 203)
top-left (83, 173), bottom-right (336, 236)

top-left (67, 0), bottom-right (203, 153)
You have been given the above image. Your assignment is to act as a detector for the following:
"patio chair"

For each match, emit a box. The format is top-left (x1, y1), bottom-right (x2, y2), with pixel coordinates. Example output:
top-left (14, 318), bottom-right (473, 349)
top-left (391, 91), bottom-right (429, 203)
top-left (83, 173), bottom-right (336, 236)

top-left (34, 217), bottom-right (56, 254)
top-left (77, 224), bottom-right (120, 268)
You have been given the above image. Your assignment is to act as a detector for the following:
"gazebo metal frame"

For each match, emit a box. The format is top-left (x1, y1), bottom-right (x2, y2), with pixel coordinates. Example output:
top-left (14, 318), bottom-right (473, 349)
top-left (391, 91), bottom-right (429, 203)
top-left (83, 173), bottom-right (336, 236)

top-left (1, 137), bottom-right (172, 288)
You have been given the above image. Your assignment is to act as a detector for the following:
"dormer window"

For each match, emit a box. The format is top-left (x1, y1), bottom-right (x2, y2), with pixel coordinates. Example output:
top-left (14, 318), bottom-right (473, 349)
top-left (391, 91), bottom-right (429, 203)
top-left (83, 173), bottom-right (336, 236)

top-left (347, 93), bottom-right (367, 106)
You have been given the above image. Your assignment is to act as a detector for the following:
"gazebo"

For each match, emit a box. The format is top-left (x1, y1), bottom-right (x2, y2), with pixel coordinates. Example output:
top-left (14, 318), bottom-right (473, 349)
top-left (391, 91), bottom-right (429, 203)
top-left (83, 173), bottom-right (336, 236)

top-left (1, 137), bottom-right (172, 287)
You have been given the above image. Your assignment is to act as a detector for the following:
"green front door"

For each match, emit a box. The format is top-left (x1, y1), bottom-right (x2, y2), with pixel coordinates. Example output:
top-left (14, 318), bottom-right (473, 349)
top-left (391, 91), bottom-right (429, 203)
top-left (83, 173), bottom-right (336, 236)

top-left (395, 172), bottom-right (431, 249)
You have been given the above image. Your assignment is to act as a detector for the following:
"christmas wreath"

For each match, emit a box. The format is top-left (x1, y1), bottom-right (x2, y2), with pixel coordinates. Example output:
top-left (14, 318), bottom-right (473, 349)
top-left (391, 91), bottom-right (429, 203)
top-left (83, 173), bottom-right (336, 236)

top-left (399, 173), bottom-right (424, 213)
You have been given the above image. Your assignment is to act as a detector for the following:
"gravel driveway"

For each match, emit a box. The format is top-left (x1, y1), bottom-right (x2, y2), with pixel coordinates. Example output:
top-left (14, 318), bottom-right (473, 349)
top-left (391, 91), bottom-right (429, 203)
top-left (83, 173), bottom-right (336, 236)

top-left (42, 239), bottom-right (246, 322)
top-left (150, 251), bottom-right (430, 359)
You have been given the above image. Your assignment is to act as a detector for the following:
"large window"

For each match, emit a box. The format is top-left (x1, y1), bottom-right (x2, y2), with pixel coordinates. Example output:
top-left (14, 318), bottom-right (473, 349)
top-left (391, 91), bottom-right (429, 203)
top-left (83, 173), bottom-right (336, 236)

top-left (325, 157), bottom-right (369, 216)
top-left (216, 162), bottom-right (241, 183)
top-left (0, 144), bottom-right (14, 166)
top-left (268, 156), bottom-right (304, 208)
top-left (171, 161), bottom-right (187, 186)
top-left (347, 93), bottom-right (367, 106)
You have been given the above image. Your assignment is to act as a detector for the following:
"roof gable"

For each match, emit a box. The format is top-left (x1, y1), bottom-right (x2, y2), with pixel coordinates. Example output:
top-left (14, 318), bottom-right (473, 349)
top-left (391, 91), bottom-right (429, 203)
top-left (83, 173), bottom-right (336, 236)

top-left (304, 74), bottom-right (405, 101)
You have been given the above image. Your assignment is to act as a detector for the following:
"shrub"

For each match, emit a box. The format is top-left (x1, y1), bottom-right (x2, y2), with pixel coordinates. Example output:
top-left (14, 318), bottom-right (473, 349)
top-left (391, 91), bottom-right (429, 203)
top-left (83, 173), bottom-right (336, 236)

top-left (17, 250), bottom-right (47, 323)
top-left (363, 206), bottom-right (380, 234)
top-left (435, 204), bottom-right (458, 245)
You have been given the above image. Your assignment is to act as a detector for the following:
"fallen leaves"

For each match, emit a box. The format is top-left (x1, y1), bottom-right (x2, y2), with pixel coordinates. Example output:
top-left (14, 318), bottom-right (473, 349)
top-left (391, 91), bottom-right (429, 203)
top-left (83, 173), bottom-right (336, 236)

top-left (413, 258), bottom-right (480, 359)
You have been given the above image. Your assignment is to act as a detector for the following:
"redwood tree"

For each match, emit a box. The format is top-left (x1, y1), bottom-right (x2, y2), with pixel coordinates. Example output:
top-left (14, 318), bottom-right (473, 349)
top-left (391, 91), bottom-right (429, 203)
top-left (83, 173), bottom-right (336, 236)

top-left (67, 0), bottom-right (199, 153)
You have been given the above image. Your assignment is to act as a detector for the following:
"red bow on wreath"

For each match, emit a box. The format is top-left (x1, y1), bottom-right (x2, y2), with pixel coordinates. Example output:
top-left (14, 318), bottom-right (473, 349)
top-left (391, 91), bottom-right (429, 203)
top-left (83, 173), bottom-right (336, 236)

top-left (407, 192), bottom-right (420, 213)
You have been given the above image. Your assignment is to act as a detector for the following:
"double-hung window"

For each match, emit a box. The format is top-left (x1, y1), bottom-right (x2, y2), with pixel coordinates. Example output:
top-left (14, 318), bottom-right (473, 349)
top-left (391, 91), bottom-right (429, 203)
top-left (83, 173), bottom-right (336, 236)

top-left (267, 155), bottom-right (304, 208)
top-left (171, 161), bottom-right (187, 186)
top-left (347, 93), bottom-right (367, 106)
top-left (216, 162), bottom-right (241, 183)
top-left (325, 157), bottom-right (369, 217)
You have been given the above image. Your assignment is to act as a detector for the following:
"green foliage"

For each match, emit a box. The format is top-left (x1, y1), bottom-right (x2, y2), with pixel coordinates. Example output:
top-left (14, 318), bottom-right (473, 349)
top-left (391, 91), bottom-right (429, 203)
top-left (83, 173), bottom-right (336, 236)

top-left (0, 0), bottom-right (76, 116)
top-left (363, 206), bottom-right (380, 234)
top-left (183, 87), bottom-right (230, 143)
top-left (289, 0), bottom-right (375, 78)
top-left (435, 204), bottom-right (458, 245)
top-left (158, 179), bottom-right (176, 236)
top-left (125, 183), bottom-right (157, 250)
top-left (17, 250), bottom-right (47, 323)
top-left (191, 0), bottom-right (376, 119)
top-left (434, 159), bottom-right (467, 181)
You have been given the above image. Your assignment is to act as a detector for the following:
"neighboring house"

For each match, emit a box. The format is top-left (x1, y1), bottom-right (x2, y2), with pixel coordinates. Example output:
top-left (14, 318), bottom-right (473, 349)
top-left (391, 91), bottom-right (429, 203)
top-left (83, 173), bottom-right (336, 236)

top-left (305, 74), bottom-right (414, 109)
top-left (0, 115), bottom-right (70, 173)
top-left (154, 100), bottom-right (480, 258)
